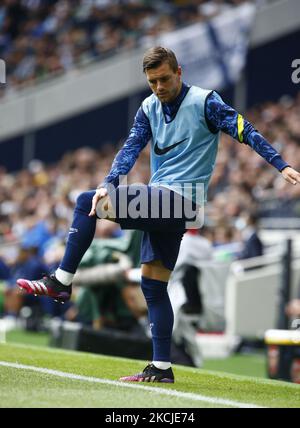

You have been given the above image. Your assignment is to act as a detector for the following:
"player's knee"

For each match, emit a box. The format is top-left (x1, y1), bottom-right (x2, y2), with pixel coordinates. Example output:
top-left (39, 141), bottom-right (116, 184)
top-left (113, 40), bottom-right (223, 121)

top-left (141, 261), bottom-right (171, 282)
top-left (76, 191), bottom-right (95, 213)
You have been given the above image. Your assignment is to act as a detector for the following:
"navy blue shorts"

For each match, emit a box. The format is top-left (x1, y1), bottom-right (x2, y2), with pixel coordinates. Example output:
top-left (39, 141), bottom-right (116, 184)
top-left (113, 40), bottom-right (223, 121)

top-left (101, 184), bottom-right (197, 271)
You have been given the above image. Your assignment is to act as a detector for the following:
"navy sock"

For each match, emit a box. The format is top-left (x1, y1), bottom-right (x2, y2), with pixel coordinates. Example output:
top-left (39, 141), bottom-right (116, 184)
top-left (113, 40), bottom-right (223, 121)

top-left (60, 191), bottom-right (97, 274)
top-left (141, 276), bottom-right (173, 362)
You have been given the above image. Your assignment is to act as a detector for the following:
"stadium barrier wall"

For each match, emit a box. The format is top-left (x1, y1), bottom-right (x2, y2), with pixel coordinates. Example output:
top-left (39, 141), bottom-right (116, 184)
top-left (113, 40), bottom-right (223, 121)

top-left (224, 253), bottom-right (300, 340)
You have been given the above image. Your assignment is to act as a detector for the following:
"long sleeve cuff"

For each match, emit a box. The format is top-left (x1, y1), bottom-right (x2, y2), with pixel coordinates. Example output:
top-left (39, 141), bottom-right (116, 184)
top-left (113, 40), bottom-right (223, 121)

top-left (270, 156), bottom-right (290, 172)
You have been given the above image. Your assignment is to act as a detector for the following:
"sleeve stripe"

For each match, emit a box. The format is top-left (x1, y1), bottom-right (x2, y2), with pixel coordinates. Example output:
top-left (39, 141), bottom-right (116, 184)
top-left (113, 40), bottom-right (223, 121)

top-left (238, 114), bottom-right (244, 143)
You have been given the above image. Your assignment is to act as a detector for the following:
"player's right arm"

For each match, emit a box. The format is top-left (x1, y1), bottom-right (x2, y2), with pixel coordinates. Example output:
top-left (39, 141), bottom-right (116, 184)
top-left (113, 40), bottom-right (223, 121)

top-left (89, 107), bottom-right (152, 216)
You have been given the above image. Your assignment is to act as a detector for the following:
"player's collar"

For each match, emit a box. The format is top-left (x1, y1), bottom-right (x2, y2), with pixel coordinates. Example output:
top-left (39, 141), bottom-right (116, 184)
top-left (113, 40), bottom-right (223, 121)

top-left (164, 82), bottom-right (190, 108)
top-left (162, 82), bottom-right (191, 123)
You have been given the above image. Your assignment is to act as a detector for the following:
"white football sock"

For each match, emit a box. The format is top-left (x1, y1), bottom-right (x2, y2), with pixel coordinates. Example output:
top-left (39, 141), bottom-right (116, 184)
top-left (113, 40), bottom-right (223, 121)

top-left (55, 268), bottom-right (74, 286)
top-left (152, 361), bottom-right (171, 370)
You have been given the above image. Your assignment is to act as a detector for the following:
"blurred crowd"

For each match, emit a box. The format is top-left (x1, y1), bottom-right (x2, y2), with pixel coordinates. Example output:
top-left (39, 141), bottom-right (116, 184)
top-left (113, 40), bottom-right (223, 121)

top-left (1, 91), bottom-right (300, 335)
top-left (0, 0), bottom-right (250, 94)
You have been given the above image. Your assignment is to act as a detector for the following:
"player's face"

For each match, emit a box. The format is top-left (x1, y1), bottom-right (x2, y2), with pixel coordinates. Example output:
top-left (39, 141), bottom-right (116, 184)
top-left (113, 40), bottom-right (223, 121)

top-left (146, 62), bottom-right (182, 103)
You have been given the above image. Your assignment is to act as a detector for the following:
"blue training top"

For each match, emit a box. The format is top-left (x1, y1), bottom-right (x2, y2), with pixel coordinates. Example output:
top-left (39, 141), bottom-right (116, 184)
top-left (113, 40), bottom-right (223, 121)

top-left (103, 83), bottom-right (289, 204)
top-left (143, 85), bottom-right (219, 204)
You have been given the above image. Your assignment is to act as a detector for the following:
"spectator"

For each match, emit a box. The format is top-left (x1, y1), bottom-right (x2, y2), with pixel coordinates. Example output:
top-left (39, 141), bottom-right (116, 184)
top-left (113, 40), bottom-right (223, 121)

top-left (286, 299), bottom-right (300, 319)
top-left (4, 243), bottom-right (49, 318)
top-left (236, 211), bottom-right (264, 260)
top-left (0, 257), bottom-right (10, 316)
top-left (0, 257), bottom-right (10, 281)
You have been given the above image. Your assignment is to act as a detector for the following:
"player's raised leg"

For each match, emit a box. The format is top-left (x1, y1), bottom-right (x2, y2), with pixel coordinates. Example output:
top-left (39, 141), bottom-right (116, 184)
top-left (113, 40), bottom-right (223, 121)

top-left (17, 190), bottom-right (114, 303)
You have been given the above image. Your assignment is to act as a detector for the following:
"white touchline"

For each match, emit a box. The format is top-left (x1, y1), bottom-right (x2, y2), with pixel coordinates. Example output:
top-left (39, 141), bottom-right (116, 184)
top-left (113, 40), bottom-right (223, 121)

top-left (0, 361), bottom-right (264, 408)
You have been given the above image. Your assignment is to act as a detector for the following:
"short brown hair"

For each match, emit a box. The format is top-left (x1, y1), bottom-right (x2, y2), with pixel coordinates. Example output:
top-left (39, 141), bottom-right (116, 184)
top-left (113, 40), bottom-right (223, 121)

top-left (142, 46), bottom-right (178, 73)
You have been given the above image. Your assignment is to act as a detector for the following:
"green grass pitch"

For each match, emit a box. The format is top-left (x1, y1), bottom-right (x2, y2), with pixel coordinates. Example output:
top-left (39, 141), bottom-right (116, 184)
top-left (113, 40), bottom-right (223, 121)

top-left (0, 342), bottom-right (300, 408)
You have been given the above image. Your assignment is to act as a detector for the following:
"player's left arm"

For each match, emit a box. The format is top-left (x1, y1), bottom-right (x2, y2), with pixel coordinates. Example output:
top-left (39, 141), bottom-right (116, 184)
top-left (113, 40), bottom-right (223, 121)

top-left (205, 91), bottom-right (300, 185)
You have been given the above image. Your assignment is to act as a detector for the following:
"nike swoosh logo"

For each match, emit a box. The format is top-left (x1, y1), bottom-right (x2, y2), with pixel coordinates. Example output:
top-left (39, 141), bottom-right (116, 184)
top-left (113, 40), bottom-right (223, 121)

top-left (154, 138), bottom-right (188, 156)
